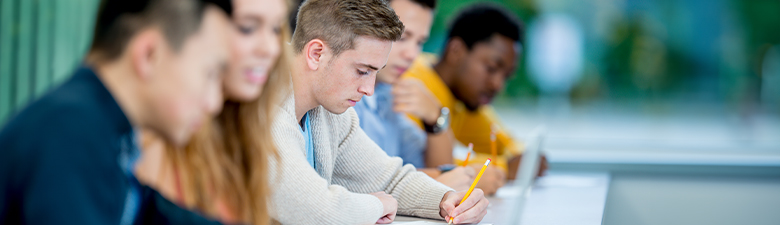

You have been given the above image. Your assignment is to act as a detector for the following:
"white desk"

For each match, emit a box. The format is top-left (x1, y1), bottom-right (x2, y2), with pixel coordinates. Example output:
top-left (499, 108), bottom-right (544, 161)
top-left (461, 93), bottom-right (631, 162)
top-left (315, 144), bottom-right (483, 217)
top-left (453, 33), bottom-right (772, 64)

top-left (391, 172), bottom-right (611, 225)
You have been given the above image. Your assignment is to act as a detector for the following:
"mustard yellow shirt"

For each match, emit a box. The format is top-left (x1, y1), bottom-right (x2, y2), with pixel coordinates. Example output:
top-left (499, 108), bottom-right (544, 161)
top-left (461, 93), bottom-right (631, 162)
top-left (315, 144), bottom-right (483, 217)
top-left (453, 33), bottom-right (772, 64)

top-left (402, 54), bottom-right (524, 171)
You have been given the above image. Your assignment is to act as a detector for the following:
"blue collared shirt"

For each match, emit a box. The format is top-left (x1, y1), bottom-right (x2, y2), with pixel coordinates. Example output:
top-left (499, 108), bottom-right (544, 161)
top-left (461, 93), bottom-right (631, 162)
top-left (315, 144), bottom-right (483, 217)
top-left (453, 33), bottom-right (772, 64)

top-left (118, 130), bottom-right (141, 225)
top-left (300, 112), bottom-right (315, 169)
top-left (354, 83), bottom-right (427, 168)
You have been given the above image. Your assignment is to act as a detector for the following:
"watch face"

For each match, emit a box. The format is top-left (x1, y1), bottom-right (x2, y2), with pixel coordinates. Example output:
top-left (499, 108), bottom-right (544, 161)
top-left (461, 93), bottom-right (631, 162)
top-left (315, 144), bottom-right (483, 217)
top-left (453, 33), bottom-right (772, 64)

top-left (437, 117), bottom-right (446, 126)
top-left (438, 107), bottom-right (450, 127)
top-left (426, 107), bottom-right (451, 134)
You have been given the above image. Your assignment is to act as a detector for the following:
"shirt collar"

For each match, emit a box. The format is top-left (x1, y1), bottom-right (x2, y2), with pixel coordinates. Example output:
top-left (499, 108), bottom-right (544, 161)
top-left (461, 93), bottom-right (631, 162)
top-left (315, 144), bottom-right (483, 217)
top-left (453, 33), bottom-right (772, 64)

top-left (75, 66), bottom-right (134, 136)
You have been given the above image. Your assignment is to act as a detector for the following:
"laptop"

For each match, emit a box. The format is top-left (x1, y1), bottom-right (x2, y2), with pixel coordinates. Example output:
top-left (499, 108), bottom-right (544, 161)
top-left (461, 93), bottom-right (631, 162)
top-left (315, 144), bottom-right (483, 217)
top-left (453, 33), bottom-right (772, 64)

top-left (505, 125), bottom-right (546, 224)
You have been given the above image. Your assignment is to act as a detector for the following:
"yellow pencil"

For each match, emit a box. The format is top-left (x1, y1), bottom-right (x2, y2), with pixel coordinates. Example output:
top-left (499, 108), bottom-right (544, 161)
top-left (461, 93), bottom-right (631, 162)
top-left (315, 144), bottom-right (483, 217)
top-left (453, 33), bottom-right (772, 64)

top-left (449, 158), bottom-right (491, 224)
top-left (462, 143), bottom-right (473, 167)
top-left (490, 132), bottom-right (497, 160)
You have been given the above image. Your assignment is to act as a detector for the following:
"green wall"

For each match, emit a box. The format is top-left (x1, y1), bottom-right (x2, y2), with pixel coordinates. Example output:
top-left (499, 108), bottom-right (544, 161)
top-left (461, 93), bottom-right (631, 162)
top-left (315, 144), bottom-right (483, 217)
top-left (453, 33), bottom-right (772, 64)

top-left (0, 0), bottom-right (99, 124)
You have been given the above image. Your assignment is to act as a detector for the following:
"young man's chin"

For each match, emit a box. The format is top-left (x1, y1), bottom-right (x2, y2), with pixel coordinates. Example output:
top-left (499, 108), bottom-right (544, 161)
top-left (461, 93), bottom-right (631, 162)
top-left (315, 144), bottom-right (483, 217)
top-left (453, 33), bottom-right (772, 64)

top-left (324, 104), bottom-right (351, 115)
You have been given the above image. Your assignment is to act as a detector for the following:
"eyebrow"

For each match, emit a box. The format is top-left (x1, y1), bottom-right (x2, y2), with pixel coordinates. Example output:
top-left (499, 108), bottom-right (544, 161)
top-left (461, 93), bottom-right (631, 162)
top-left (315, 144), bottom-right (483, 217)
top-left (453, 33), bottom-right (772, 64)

top-left (357, 63), bottom-right (385, 71)
top-left (237, 15), bottom-right (262, 23)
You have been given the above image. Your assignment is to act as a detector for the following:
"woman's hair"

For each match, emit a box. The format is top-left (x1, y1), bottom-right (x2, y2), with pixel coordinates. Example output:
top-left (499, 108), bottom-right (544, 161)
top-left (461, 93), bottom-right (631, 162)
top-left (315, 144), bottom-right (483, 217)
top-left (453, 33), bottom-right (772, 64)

top-left (163, 9), bottom-right (293, 225)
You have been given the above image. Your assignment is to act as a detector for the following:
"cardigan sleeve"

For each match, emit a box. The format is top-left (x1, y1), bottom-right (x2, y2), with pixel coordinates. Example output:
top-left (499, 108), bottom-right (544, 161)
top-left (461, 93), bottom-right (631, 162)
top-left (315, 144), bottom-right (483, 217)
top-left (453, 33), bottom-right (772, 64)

top-left (330, 108), bottom-right (453, 220)
top-left (267, 107), bottom-right (385, 225)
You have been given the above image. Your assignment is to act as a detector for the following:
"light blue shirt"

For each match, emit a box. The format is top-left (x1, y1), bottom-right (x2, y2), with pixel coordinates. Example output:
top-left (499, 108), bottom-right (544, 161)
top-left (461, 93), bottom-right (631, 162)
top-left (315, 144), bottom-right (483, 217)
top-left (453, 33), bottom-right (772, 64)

top-left (300, 112), bottom-right (315, 169)
top-left (118, 130), bottom-right (141, 225)
top-left (354, 83), bottom-right (427, 168)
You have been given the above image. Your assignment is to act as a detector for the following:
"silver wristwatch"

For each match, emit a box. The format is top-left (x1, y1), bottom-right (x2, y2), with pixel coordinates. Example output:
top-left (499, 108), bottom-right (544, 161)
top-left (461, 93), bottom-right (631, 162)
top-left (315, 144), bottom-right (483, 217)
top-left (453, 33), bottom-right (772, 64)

top-left (424, 107), bottom-right (450, 134)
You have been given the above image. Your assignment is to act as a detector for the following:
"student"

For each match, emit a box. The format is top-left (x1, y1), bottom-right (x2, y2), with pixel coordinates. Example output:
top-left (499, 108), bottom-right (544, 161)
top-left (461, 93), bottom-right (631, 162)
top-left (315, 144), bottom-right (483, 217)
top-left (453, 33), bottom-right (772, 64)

top-left (352, 0), bottom-right (476, 192)
top-left (403, 3), bottom-right (547, 188)
top-left (269, 0), bottom-right (489, 224)
top-left (134, 0), bottom-right (292, 224)
top-left (0, 0), bottom-right (232, 224)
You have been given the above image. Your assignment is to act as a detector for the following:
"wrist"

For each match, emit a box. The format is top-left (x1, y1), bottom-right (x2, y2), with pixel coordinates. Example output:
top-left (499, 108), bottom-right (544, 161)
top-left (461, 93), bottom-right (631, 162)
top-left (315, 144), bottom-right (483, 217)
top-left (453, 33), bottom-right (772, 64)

top-left (424, 107), bottom-right (450, 134)
top-left (437, 164), bottom-right (457, 174)
top-left (439, 191), bottom-right (453, 218)
top-left (423, 107), bottom-right (440, 125)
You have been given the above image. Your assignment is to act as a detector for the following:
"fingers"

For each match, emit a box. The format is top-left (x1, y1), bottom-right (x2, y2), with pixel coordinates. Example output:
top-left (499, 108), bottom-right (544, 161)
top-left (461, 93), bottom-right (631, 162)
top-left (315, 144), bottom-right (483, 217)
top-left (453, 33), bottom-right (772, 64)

top-left (489, 166), bottom-right (507, 188)
top-left (450, 189), bottom-right (484, 217)
top-left (441, 191), bottom-right (459, 214)
top-left (463, 166), bottom-right (477, 178)
top-left (395, 77), bottom-right (420, 87)
top-left (392, 103), bottom-right (412, 114)
top-left (450, 189), bottom-right (488, 224)
top-left (477, 179), bottom-right (498, 195)
top-left (388, 209), bottom-right (397, 222)
top-left (472, 166), bottom-right (499, 195)
top-left (392, 79), bottom-right (427, 98)
top-left (453, 201), bottom-right (489, 224)
top-left (392, 96), bottom-right (416, 105)
top-left (454, 198), bottom-right (489, 224)
top-left (391, 87), bottom-right (413, 98)
top-left (538, 155), bottom-right (549, 177)
top-left (451, 190), bottom-right (489, 224)
top-left (451, 166), bottom-right (475, 178)
top-left (370, 191), bottom-right (398, 219)
top-left (391, 81), bottom-right (415, 96)
top-left (376, 216), bottom-right (393, 224)
top-left (494, 166), bottom-right (507, 180)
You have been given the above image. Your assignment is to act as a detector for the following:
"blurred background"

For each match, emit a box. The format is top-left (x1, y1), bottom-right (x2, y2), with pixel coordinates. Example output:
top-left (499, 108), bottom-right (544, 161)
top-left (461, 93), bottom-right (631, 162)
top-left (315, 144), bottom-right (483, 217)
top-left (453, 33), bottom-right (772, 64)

top-left (422, 0), bottom-right (780, 170)
top-left (1, 0), bottom-right (780, 224)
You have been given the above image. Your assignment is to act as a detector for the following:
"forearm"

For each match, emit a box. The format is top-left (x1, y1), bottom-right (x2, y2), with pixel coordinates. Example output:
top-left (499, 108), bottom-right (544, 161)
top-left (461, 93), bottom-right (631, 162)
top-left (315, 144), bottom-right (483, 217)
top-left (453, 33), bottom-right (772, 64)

top-left (387, 165), bottom-right (453, 220)
top-left (418, 168), bottom-right (442, 178)
top-left (268, 151), bottom-right (385, 224)
top-left (425, 129), bottom-right (455, 167)
top-left (334, 115), bottom-right (452, 220)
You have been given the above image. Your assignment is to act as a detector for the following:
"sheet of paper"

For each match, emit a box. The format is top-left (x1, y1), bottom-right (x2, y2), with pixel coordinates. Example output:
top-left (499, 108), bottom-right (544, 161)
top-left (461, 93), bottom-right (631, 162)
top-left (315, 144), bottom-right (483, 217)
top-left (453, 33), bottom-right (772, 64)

top-left (388, 221), bottom-right (492, 225)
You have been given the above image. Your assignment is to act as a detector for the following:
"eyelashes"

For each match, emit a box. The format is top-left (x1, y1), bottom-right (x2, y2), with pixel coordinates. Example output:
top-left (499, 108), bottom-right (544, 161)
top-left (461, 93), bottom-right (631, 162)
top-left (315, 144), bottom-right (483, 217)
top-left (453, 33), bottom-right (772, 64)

top-left (237, 25), bottom-right (257, 35)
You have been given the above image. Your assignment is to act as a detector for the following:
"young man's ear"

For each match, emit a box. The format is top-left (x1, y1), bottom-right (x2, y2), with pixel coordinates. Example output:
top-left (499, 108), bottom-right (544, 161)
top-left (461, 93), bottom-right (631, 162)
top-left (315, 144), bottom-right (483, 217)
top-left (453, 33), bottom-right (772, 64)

top-left (443, 37), bottom-right (468, 65)
top-left (129, 29), bottom-right (164, 81)
top-left (304, 39), bottom-right (327, 71)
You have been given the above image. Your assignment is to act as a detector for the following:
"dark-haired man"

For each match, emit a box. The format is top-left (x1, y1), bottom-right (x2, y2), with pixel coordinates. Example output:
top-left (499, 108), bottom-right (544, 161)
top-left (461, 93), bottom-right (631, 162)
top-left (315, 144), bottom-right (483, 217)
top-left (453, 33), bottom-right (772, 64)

top-left (403, 3), bottom-right (548, 195)
top-left (0, 0), bottom-right (232, 224)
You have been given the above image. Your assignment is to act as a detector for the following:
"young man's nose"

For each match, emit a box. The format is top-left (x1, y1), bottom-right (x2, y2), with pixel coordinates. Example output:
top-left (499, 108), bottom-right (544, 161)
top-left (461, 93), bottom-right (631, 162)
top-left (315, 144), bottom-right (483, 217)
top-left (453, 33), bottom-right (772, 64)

top-left (358, 77), bottom-right (375, 97)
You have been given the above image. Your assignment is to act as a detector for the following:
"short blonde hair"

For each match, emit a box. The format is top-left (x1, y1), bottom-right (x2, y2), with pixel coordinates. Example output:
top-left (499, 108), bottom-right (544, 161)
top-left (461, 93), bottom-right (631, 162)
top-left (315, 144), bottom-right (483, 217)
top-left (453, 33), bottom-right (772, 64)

top-left (292, 0), bottom-right (404, 56)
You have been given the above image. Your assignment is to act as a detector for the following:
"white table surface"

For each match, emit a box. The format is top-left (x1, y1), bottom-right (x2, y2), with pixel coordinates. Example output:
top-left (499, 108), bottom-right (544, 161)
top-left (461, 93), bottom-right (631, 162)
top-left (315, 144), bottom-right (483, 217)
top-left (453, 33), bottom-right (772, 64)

top-left (390, 171), bottom-right (611, 225)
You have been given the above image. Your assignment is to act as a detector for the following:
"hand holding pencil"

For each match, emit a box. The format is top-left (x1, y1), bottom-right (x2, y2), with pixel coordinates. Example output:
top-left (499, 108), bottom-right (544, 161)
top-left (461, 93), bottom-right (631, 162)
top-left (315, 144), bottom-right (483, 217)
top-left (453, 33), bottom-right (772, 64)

top-left (438, 159), bottom-right (491, 224)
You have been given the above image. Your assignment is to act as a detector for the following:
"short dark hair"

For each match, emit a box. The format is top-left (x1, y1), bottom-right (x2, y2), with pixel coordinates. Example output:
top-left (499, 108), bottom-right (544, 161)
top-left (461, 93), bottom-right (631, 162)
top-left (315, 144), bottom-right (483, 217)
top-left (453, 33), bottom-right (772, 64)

top-left (446, 3), bottom-right (523, 50)
top-left (291, 0), bottom-right (404, 56)
top-left (390, 0), bottom-right (436, 10)
top-left (89, 0), bottom-right (233, 62)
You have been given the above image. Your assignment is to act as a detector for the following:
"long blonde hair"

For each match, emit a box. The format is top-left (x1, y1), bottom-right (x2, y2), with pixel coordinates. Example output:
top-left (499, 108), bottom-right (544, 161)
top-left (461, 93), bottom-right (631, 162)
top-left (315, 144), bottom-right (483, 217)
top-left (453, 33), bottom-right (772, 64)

top-left (165, 17), bottom-right (292, 225)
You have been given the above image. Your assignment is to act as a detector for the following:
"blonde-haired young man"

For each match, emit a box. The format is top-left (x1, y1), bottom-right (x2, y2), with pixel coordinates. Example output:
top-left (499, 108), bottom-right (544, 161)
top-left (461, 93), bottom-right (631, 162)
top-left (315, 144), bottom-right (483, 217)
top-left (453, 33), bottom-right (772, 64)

top-left (268, 0), bottom-right (489, 224)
